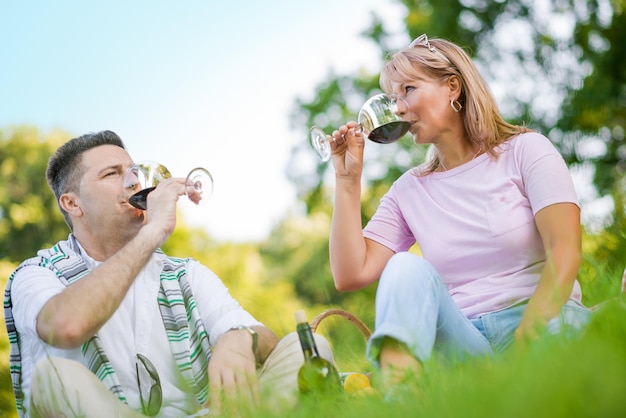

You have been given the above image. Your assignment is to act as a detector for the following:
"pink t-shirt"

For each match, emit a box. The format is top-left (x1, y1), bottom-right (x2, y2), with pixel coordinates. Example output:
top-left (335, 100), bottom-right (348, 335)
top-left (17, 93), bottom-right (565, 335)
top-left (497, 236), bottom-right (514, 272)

top-left (363, 132), bottom-right (583, 318)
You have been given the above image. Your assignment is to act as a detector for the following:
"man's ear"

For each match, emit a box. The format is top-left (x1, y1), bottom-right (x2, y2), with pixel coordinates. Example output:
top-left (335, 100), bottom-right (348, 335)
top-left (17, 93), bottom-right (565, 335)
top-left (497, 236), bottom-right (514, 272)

top-left (447, 75), bottom-right (462, 99)
top-left (59, 192), bottom-right (83, 218)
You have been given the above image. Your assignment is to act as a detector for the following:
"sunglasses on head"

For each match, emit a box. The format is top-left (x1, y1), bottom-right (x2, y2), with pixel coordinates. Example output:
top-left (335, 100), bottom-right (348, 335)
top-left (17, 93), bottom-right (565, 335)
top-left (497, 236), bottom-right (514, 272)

top-left (410, 33), bottom-right (452, 64)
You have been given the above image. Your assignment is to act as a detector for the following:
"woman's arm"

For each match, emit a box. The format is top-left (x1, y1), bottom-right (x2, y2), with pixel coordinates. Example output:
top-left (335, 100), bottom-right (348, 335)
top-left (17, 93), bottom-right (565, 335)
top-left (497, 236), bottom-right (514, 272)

top-left (328, 122), bottom-right (394, 291)
top-left (515, 202), bottom-right (582, 343)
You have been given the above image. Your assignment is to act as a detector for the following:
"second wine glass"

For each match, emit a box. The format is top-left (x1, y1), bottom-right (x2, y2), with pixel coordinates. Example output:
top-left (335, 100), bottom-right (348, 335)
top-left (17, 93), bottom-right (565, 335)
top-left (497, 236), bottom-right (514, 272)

top-left (310, 93), bottom-right (410, 162)
top-left (124, 161), bottom-right (213, 210)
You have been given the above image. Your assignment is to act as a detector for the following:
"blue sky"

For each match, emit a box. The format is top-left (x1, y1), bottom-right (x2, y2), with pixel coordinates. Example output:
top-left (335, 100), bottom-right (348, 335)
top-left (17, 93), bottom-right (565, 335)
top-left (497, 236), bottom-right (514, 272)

top-left (1, 1), bottom-right (406, 241)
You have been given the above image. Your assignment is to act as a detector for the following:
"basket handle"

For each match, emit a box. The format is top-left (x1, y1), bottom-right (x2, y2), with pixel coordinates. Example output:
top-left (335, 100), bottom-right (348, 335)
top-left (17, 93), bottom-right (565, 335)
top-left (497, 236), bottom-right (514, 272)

top-left (310, 308), bottom-right (372, 340)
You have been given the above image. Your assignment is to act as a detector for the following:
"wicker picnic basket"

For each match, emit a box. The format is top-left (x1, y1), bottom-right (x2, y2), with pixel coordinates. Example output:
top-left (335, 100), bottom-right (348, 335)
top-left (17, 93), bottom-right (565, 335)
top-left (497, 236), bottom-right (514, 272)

top-left (310, 308), bottom-right (372, 340)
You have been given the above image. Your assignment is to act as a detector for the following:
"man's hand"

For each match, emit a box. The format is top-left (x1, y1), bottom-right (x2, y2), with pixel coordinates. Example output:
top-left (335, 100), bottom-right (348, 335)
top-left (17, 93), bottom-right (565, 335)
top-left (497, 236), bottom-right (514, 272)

top-left (207, 329), bottom-right (260, 414)
top-left (140, 177), bottom-right (186, 249)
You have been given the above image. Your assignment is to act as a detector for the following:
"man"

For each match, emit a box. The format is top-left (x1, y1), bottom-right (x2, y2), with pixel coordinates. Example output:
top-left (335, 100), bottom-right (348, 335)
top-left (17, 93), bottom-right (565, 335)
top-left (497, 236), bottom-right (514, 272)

top-left (4, 130), bottom-right (332, 417)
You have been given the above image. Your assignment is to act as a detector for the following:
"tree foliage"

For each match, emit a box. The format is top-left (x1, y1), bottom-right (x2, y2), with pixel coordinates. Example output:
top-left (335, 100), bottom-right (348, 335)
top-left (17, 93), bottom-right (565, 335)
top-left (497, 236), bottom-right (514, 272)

top-left (0, 127), bottom-right (70, 262)
top-left (558, 0), bottom-right (626, 193)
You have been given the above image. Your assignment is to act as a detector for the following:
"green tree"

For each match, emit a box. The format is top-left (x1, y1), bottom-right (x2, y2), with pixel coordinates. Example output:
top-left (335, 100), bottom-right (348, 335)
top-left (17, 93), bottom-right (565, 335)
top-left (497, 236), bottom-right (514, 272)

top-left (0, 260), bottom-right (18, 418)
top-left (555, 1), bottom-right (626, 289)
top-left (0, 126), bottom-right (69, 263)
top-left (260, 211), bottom-right (378, 365)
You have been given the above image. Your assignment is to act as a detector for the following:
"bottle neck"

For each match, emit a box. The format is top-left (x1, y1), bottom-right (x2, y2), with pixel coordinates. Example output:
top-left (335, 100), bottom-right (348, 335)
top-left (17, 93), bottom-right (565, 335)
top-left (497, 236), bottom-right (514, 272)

top-left (296, 322), bottom-right (320, 360)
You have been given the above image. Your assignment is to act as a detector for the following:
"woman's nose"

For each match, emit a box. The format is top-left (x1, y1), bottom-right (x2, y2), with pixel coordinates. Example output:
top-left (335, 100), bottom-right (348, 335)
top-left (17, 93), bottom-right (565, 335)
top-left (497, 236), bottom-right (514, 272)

top-left (393, 95), bottom-right (408, 116)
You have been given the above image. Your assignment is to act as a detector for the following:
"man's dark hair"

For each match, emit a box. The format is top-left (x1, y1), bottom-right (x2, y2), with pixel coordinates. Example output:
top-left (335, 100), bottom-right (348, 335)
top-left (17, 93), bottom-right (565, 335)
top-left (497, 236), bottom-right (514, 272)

top-left (46, 130), bottom-right (125, 229)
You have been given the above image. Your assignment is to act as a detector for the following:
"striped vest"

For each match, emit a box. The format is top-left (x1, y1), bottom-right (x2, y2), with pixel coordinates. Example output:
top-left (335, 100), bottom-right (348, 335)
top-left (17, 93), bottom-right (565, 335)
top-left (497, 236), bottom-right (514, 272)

top-left (3, 235), bottom-right (211, 416)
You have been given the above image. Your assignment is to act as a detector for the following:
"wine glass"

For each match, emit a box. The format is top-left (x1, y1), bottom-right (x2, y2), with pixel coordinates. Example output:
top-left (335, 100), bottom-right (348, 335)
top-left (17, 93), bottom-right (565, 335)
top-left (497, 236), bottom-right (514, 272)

top-left (310, 93), bottom-right (411, 161)
top-left (123, 161), bottom-right (213, 210)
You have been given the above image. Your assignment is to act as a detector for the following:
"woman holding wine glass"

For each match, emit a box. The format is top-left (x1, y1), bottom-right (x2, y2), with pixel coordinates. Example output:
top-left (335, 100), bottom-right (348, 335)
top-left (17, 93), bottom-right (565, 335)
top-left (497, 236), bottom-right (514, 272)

top-left (323, 34), bottom-right (591, 393)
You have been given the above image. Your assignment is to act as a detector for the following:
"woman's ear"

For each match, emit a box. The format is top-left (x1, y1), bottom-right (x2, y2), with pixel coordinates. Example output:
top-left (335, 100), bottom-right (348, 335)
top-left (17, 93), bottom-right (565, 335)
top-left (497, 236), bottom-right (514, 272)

top-left (59, 192), bottom-right (83, 218)
top-left (447, 75), bottom-right (462, 99)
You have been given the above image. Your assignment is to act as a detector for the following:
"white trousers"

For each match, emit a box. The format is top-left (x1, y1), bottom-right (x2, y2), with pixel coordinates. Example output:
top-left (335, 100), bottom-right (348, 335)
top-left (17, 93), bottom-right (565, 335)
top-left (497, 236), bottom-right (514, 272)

top-left (28, 332), bottom-right (332, 417)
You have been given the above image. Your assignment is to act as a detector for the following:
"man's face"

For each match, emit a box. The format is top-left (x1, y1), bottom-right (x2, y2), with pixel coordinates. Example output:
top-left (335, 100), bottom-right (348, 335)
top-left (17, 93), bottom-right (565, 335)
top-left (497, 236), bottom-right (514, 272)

top-left (73, 144), bottom-right (144, 234)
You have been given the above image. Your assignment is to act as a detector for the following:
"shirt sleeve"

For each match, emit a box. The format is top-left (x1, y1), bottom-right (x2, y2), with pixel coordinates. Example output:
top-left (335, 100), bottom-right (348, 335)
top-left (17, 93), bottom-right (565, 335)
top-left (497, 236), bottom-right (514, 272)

top-left (515, 133), bottom-right (579, 214)
top-left (363, 174), bottom-right (417, 253)
top-left (10, 266), bottom-right (66, 341)
top-left (186, 261), bottom-right (263, 346)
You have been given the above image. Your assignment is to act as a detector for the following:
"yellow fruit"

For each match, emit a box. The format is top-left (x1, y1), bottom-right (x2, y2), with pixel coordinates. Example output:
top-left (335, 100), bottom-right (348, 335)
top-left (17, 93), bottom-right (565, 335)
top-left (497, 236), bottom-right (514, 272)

top-left (355, 386), bottom-right (376, 396)
top-left (343, 373), bottom-right (371, 393)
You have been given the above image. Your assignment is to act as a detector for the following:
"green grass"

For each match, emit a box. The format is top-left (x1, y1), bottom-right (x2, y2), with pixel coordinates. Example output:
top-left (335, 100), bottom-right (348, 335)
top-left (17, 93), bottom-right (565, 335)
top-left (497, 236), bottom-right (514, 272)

top-left (252, 296), bottom-right (626, 418)
top-left (2, 296), bottom-right (624, 418)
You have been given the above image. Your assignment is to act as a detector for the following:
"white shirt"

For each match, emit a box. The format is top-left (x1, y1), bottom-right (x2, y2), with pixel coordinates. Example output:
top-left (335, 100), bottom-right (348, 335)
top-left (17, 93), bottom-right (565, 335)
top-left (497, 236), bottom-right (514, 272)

top-left (11, 241), bottom-right (262, 417)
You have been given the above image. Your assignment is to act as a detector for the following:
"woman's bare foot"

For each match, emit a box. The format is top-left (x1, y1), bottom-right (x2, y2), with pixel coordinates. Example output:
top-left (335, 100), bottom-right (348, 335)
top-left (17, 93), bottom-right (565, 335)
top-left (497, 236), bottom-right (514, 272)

top-left (378, 337), bottom-right (422, 392)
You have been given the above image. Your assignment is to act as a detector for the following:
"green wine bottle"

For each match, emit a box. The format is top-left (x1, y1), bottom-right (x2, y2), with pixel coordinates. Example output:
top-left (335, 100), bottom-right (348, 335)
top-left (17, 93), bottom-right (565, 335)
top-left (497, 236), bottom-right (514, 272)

top-left (295, 310), bottom-right (341, 394)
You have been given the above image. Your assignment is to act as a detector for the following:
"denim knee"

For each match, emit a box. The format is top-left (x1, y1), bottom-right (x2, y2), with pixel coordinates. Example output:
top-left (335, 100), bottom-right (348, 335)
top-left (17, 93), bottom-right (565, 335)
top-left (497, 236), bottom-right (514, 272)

top-left (369, 253), bottom-right (445, 363)
top-left (378, 252), bottom-right (440, 295)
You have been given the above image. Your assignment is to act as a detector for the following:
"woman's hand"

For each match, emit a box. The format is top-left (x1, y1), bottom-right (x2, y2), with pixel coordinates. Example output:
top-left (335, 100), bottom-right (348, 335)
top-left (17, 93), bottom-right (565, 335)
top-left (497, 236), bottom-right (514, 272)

top-left (330, 120), bottom-right (365, 178)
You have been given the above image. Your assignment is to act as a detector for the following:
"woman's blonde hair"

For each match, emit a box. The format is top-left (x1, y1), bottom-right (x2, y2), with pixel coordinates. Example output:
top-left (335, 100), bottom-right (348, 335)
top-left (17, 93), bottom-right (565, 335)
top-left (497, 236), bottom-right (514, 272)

top-left (379, 36), bottom-right (528, 173)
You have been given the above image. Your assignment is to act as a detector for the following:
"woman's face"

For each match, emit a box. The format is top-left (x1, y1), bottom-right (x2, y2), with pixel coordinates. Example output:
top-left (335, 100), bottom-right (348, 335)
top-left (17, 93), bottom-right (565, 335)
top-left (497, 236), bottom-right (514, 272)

top-left (389, 67), bottom-right (457, 145)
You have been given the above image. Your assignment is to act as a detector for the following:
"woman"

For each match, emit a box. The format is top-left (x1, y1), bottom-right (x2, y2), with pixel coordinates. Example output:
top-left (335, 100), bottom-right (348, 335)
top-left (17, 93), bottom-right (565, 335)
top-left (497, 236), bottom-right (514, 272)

top-left (327, 34), bottom-right (590, 388)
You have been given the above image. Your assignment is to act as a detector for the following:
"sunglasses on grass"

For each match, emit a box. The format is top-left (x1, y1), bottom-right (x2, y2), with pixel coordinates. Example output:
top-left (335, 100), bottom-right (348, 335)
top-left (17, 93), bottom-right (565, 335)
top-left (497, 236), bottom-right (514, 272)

top-left (136, 353), bottom-right (162, 416)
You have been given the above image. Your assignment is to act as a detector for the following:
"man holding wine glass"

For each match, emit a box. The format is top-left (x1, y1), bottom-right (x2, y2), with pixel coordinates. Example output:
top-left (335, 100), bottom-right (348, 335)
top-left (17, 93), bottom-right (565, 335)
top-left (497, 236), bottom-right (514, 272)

top-left (4, 130), bottom-right (333, 417)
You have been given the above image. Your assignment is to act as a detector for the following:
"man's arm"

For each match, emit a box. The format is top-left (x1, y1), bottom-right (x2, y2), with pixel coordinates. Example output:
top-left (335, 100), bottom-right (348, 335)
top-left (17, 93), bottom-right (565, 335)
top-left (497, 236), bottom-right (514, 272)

top-left (36, 228), bottom-right (163, 348)
top-left (252, 326), bottom-right (279, 365)
top-left (36, 178), bottom-right (184, 348)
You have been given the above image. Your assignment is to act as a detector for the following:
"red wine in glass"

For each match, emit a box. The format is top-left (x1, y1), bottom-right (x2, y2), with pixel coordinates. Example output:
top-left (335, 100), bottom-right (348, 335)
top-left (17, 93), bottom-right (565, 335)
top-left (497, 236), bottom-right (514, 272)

top-left (124, 162), bottom-right (212, 210)
top-left (310, 93), bottom-right (410, 161)
top-left (129, 187), bottom-right (156, 210)
top-left (367, 121), bottom-right (411, 144)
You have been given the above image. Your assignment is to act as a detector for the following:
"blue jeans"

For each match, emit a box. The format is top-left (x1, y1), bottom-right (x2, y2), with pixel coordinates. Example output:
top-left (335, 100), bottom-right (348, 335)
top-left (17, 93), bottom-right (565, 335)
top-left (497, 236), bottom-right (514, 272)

top-left (366, 252), bottom-right (591, 366)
